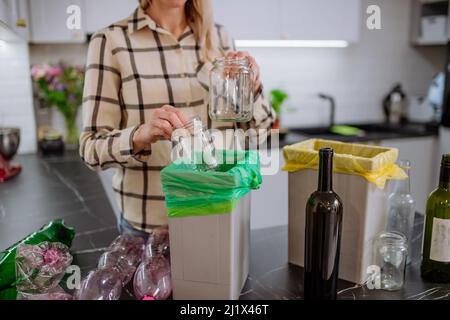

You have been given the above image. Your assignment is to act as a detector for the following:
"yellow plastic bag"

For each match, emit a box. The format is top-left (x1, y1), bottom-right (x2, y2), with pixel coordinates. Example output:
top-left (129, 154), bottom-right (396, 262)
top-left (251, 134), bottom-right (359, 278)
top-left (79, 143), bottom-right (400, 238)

top-left (282, 139), bottom-right (407, 189)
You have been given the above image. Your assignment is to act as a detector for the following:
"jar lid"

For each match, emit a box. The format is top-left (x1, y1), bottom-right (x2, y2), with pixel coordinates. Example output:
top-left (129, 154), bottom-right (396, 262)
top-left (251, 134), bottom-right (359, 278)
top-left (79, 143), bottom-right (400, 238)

top-left (374, 231), bottom-right (408, 250)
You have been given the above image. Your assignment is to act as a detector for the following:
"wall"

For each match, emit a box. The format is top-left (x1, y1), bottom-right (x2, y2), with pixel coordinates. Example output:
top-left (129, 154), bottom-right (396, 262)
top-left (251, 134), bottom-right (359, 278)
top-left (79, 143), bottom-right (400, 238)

top-left (0, 40), bottom-right (36, 154)
top-left (240, 0), bottom-right (446, 127)
top-left (29, 0), bottom-right (446, 130)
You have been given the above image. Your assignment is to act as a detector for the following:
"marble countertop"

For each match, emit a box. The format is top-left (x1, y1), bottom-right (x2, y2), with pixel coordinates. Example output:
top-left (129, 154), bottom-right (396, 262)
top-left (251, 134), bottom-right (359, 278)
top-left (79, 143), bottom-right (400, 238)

top-left (1, 151), bottom-right (449, 300)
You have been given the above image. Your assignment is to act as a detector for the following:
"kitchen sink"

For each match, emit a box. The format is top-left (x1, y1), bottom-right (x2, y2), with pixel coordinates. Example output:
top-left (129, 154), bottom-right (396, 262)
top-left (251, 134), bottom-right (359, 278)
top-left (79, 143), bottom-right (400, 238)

top-left (287, 122), bottom-right (439, 143)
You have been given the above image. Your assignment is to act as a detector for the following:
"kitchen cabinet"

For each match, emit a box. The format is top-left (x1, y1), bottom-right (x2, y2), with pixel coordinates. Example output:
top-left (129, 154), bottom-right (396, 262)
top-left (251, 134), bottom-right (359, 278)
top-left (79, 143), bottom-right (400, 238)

top-left (212, 0), bottom-right (361, 43)
top-left (29, 0), bottom-right (85, 43)
top-left (411, 0), bottom-right (449, 46)
top-left (84, 0), bottom-right (137, 34)
top-left (0, 0), bottom-right (30, 40)
top-left (280, 0), bottom-right (361, 42)
top-left (212, 0), bottom-right (282, 40)
top-left (379, 137), bottom-right (439, 214)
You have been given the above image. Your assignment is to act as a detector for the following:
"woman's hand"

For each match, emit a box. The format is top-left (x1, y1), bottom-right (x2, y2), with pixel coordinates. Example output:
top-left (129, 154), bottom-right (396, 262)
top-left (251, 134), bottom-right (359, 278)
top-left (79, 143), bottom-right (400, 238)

top-left (225, 51), bottom-right (261, 97)
top-left (132, 105), bottom-right (188, 153)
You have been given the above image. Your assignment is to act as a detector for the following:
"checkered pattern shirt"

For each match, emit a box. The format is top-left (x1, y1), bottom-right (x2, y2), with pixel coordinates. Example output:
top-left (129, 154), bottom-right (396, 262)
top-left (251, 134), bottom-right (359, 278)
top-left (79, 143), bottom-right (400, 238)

top-left (79, 6), bottom-right (275, 232)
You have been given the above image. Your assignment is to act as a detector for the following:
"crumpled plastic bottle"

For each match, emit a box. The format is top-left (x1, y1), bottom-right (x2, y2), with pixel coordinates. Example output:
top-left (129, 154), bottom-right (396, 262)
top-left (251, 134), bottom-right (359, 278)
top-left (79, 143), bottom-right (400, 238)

top-left (144, 225), bottom-right (170, 261)
top-left (108, 234), bottom-right (146, 266)
top-left (133, 254), bottom-right (172, 300)
top-left (97, 250), bottom-right (136, 285)
top-left (15, 241), bottom-right (73, 295)
top-left (74, 234), bottom-right (146, 300)
top-left (20, 286), bottom-right (72, 300)
top-left (134, 226), bottom-right (172, 300)
top-left (74, 267), bottom-right (122, 300)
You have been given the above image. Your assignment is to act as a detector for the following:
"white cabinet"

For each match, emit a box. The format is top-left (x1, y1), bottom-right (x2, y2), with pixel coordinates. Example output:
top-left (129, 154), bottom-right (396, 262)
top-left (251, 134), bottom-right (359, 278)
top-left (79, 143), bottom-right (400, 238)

top-left (280, 0), bottom-right (361, 42)
top-left (0, 0), bottom-right (30, 40)
top-left (379, 137), bottom-right (439, 214)
top-left (212, 0), bottom-right (361, 42)
top-left (212, 0), bottom-right (281, 40)
top-left (0, 0), bottom-right (12, 27)
top-left (28, 0), bottom-right (137, 43)
top-left (29, 0), bottom-right (85, 43)
top-left (84, 0), bottom-right (137, 34)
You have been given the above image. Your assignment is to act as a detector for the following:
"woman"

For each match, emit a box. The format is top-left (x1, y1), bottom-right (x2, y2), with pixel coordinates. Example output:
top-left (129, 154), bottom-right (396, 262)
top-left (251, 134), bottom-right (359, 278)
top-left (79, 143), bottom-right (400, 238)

top-left (79, 0), bottom-right (275, 237)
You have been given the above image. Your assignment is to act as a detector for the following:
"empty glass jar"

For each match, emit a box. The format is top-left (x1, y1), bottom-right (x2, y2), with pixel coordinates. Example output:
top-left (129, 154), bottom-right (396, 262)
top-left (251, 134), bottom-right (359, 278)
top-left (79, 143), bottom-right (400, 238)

top-left (372, 231), bottom-right (408, 291)
top-left (209, 57), bottom-right (254, 122)
top-left (171, 116), bottom-right (218, 170)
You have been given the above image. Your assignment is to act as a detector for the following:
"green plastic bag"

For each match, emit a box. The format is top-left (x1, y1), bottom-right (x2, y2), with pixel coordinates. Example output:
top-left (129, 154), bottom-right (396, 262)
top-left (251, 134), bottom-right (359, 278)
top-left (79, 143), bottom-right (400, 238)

top-left (0, 219), bottom-right (75, 300)
top-left (161, 150), bottom-right (262, 217)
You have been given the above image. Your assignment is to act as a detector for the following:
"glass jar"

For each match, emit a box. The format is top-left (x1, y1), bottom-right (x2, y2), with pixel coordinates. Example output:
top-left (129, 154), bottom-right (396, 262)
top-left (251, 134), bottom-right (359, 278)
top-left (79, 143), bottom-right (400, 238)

top-left (372, 231), bottom-right (408, 291)
top-left (209, 57), bottom-right (254, 122)
top-left (171, 116), bottom-right (218, 170)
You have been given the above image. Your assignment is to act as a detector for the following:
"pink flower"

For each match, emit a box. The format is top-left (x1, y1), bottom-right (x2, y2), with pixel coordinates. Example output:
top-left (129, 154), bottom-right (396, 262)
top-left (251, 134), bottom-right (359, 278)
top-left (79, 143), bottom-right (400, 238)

top-left (31, 65), bottom-right (46, 80)
top-left (48, 66), bottom-right (63, 77)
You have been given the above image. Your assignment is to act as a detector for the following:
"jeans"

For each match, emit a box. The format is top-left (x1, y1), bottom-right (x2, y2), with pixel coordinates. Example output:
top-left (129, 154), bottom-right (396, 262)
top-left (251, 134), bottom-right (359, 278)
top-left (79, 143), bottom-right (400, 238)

top-left (118, 216), bottom-right (150, 241)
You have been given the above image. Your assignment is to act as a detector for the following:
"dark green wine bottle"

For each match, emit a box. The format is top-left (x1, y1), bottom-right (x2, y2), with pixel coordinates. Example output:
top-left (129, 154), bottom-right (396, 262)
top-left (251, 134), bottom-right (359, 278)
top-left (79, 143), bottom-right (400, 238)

top-left (421, 154), bottom-right (450, 283)
top-left (304, 148), bottom-right (343, 300)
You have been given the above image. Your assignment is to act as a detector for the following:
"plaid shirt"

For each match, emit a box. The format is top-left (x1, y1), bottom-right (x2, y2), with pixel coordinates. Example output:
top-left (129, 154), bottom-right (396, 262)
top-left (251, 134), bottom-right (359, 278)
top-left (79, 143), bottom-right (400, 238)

top-left (79, 6), bottom-right (275, 232)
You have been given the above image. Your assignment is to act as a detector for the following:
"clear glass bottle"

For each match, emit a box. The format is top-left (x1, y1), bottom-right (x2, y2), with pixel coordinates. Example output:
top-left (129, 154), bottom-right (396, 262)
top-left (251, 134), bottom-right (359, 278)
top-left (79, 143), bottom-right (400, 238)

top-left (373, 231), bottom-right (408, 291)
top-left (209, 57), bottom-right (254, 122)
top-left (171, 116), bottom-right (218, 170)
top-left (386, 160), bottom-right (415, 264)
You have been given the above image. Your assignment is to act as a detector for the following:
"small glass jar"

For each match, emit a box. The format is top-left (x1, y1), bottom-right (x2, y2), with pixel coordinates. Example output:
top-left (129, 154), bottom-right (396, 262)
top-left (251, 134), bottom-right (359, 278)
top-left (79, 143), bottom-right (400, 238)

top-left (372, 231), bottom-right (408, 291)
top-left (171, 116), bottom-right (218, 170)
top-left (209, 57), bottom-right (254, 122)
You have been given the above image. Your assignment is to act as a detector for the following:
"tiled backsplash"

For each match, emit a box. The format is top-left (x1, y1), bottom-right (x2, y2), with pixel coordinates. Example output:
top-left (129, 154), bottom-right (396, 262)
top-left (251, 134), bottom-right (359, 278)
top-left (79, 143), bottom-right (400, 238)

top-left (29, 0), bottom-right (445, 130)
top-left (0, 41), bottom-right (36, 154)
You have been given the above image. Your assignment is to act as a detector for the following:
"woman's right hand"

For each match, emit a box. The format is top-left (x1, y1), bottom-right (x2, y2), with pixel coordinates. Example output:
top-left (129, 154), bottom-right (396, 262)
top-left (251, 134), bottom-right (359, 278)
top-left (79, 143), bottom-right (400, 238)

top-left (132, 105), bottom-right (188, 153)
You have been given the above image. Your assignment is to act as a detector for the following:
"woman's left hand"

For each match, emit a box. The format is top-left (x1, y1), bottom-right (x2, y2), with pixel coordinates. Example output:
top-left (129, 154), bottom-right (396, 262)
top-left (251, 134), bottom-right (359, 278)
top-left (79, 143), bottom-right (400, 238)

top-left (225, 51), bottom-right (261, 97)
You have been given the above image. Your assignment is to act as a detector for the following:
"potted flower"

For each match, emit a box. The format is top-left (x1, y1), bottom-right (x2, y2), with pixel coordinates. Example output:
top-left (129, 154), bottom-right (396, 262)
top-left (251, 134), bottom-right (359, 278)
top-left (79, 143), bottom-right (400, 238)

top-left (270, 89), bottom-right (289, 129)
top-left (31, 63), bottom-right (84, 145)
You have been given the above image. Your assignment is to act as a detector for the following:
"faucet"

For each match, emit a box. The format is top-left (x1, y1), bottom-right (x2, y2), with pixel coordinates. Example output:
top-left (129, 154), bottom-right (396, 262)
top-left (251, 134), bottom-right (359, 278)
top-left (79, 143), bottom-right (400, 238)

top-left (318, 93), bottom-right (335, 128)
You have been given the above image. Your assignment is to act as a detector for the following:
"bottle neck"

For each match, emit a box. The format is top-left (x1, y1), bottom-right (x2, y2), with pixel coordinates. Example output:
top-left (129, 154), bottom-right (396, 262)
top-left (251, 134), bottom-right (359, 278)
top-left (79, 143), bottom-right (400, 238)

top-left (439, 164), bottom-right (450, 189)
top-left (318, 151), bottom-right (333, 192)
top-left (395, 168), bottom-right (411, 194)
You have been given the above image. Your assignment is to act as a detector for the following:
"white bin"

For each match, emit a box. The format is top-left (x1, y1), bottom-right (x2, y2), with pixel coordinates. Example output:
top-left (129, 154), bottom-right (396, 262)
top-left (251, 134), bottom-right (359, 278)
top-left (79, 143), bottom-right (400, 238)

top-left (288, 169), bottom-right (388, 284)
top-left (168, 194), bottom-right (251, 300)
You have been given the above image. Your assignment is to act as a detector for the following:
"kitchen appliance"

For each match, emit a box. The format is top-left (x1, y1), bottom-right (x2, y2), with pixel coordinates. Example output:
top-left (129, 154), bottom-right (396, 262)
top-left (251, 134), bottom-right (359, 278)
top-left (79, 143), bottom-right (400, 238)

top-left (382, 84), bottom-right (407, 124)
top-left (0, 128), bottom-right (21, 182)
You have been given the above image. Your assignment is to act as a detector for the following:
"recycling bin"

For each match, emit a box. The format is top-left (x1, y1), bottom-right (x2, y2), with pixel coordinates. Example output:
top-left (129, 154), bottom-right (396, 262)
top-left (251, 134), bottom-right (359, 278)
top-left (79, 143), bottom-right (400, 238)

top-left (283, 139), bottom-right (406, 284)
top-left (161, 150), bottom-right (261, 299)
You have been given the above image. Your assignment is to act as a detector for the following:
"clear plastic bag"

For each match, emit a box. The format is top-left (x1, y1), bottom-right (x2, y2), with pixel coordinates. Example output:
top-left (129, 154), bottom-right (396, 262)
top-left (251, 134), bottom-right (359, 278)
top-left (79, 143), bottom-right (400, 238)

top-left (14, 241), bottom-right (73, 295)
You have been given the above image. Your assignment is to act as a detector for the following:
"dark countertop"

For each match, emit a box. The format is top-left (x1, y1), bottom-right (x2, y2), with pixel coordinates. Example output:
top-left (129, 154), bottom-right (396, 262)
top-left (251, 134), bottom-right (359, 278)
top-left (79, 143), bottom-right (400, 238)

top-left (1, 151), bottom-right (449, 300)
top-left (279, 121), bottom-right (439, 147)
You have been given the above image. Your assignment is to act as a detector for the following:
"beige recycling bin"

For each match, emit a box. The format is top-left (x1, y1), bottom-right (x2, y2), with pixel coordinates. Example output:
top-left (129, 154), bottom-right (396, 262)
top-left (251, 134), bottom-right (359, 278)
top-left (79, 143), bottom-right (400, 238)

top-left (283, 139), bottom-right (406, 284)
